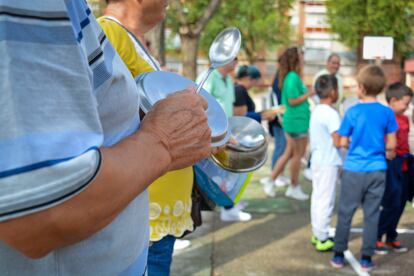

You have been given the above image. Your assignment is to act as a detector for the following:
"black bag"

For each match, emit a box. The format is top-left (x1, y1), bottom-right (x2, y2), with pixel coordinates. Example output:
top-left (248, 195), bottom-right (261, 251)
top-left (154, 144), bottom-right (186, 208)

top-left (179, 168), bottom-right (216, 238)
top-left (179, 168), bottom-right (216, 236)
top-left (190, 169), bottom-right (216, 228)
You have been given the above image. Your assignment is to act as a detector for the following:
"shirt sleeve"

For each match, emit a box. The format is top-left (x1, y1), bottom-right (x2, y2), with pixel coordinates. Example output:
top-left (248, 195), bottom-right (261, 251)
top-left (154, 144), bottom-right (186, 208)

top-left (98, 18), bottom-right (153, 77)
top-left (337, 109), bottom-right (353, 137)
top-left (0, 2), bottom-right (102, 221)
top-left (234, 86), bottom-right (248, 107)
top-left (386, 108), bottom-right (399, 134)
top-left (229, 80), bottom-right (235, 105)
top-left (326, 108), bottom-right (341, 134)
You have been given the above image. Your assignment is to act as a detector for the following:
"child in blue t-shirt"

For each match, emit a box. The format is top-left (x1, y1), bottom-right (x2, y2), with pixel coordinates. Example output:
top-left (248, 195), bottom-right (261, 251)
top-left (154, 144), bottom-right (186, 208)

top-left (330, 65), bottom-right (398, 272)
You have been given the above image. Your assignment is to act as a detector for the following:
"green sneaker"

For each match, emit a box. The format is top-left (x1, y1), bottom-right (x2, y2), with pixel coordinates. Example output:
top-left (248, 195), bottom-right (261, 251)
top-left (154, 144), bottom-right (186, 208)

top-left (311, 235), bottom-right (318, 245)
top-left (316, 239), bottom-right (335, 252)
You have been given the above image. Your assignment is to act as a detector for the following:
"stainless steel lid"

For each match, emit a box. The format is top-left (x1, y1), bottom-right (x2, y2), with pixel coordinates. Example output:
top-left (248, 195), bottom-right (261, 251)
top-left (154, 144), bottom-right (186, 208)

top-left (135, 71), bottom-right (230, 147)
top-left (210, 116), bottom-right (268, 173)
top-left (227, 116), bottom-right (266, 150)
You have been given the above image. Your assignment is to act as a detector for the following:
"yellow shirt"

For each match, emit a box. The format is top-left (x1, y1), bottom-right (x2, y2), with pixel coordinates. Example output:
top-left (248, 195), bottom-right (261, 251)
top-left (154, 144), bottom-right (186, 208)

top-left (98, 17), bottom-right (194, 241)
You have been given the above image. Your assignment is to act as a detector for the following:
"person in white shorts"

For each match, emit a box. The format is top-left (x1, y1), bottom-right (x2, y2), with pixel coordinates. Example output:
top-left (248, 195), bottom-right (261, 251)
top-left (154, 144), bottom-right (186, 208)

top-left (309, 74), bottom-right (342, 251)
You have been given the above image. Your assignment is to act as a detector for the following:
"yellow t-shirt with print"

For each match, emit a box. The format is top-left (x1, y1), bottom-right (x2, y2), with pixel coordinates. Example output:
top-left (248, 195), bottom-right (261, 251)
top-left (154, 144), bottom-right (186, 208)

top-left (98, 17), bottom-right (194, 241)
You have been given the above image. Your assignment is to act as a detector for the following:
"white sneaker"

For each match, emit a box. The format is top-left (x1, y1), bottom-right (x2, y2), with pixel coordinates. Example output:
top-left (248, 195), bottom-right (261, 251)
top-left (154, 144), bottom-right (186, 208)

top-left (260, 177), bottom-right (276, 197)
top-left (303, 168), bottom-right (313, 181)
top-left (235, 200), bottom-right (248, 210)
top-left (275, 177), bottom-right (288, 187)
top-left (260, 177), bottom-right (272, 185)
top-left (174, 239), bottom-right (191, 250)
top-left (278, 175), bottom-right (291, 185)
top-left (285, 185), bottom-right (309, 201)
top-left (220, 207), bottom-right (252, 222)
top-left (301, 158), bottom-right (308, 167)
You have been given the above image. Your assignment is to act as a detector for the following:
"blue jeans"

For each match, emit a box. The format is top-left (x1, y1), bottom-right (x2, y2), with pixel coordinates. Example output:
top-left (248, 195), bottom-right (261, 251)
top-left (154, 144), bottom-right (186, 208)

top-left (147, 235), bottom-right (176, 276)
top-left (271, 124), bottom-right (287, 168)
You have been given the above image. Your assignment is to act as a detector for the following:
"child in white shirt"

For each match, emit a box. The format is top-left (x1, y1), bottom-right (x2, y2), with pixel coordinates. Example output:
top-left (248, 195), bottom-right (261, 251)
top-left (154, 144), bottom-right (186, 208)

top-left (309, 75), bottom-right (342, 251)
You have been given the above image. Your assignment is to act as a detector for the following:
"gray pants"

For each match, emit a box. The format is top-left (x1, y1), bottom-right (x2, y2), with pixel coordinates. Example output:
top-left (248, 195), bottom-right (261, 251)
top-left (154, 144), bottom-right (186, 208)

top-left (333, 170), bottom-right (385, 256)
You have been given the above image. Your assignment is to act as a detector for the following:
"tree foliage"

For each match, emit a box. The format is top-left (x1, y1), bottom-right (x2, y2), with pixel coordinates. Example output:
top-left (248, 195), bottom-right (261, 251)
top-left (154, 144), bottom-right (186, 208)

top-left (167, 0), bottom-right (221, 78)
top-left (200, 0), bottom-right (293, 62)
top-left (167, 0), bottom-right (221, 36)
top-left (326, 0), bottom-right (414, 59)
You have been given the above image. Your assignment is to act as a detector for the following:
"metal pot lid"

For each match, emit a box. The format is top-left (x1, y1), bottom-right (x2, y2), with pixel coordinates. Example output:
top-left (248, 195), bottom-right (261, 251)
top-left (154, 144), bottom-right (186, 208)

top-left (135, 73), bottom-right (151, 113)
top-left (210, 152), bottom-right (268, 173)
top-left (228, 116), bottom-right (266, 150)
top-left (135, 71), bottom-right (229, 144)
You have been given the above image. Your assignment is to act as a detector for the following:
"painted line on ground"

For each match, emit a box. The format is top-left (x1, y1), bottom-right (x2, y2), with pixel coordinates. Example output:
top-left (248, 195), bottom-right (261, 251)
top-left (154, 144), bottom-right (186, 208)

top-left (344, 250), bottom-right (370, 276)
top-left (328, 227), bottom-right (414, 276)
top-left (329, 227), bottom-right (414, 236)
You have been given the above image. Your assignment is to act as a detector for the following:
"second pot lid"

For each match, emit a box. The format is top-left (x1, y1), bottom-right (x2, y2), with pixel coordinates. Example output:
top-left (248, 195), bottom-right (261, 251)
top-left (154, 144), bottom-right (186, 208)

top-left (136, 71), bottom-right (229, 145)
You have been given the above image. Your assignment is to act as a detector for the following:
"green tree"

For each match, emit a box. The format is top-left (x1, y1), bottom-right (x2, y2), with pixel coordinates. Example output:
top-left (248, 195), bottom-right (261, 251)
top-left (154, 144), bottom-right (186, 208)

top-left (86, 0), bottom-right (106, 17)
top-left (146, 22), bottom-right (166, 66)
top-left (168, 0), bottom-right (221, 79)
top-left (200, 0), bottom-right (293, 63)
top-left (326, 0), bottom-right (414, 62)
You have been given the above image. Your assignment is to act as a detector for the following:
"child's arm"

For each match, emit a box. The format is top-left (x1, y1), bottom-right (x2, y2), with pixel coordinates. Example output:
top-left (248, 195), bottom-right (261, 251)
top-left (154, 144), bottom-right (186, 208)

top-left (386, 132), bottom-right (397, 160)
top-left (332, 132), bottom-right (341, 148)
top-left (386, 132), bottom-right (397, 151)
top-left (340, 136), bottom-right (349, 149)
top-left (332, 132), bottom-right (349, 149)
top-left (336, 108), bottom-right (352, 149)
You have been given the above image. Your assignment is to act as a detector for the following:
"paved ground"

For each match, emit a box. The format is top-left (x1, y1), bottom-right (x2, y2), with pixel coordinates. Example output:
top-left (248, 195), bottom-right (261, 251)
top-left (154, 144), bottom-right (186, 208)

top-left (171, 144), bottom-right (414, 276)
top-left (171, 95), bottom-right (414, 276)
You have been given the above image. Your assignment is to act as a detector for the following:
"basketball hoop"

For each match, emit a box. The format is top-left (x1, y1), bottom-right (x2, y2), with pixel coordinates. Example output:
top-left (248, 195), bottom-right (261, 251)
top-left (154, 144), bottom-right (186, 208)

top-left (363, 36), bottom-right (394, 61)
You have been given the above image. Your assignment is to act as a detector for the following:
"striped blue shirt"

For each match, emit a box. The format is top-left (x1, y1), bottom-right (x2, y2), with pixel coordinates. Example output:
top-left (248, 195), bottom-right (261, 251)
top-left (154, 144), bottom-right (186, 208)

top-left (0, 0), bottom-right (148, 275)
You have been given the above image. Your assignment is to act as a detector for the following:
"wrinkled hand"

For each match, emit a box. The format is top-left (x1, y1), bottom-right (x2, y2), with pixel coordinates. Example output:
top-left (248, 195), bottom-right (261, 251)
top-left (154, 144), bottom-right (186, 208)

top-left (139, 87), bottom-right (212, 171)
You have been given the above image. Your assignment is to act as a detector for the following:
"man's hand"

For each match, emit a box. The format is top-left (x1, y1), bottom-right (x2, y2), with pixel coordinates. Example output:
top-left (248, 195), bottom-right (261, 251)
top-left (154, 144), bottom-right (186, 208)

top-left (139, 87), bottom-right (212, 171)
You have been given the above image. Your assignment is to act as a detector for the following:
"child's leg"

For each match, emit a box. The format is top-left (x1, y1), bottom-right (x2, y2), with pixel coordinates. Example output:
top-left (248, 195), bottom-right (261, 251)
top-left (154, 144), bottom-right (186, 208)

top-left (377, 163), bottom-right (400, 241)
top-left (333, 171), bottom-right (363, 253)
top-left (311, 166), bottom-right (338, 241)
top-left (311, 167), bottom-right (322, 239)
top-left (387, 170), bottom-right (408, 242)
top-left (361, 171), bottom-right (386, 257)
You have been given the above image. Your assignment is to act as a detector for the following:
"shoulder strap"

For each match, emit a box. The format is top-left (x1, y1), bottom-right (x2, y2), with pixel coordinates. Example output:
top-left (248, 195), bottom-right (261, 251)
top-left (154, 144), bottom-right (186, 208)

top-left (103, 16), bottom-right (161, 71)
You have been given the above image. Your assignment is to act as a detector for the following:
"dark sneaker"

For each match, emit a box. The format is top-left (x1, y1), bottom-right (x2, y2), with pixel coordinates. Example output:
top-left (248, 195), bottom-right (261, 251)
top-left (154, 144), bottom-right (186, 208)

top-left (330, 254), bottom-right (344, 268)
top-left (360, 258), bottom-right (376, 272)
top-left (375, 241), bottom-right (389, 255)
top-left (386, 240), bottom-right (408, 253)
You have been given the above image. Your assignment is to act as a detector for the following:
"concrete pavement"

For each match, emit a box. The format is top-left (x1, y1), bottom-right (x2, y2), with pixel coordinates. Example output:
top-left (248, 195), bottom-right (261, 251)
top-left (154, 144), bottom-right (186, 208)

top-left (171, 148), bottom-right (414, 276)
